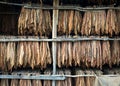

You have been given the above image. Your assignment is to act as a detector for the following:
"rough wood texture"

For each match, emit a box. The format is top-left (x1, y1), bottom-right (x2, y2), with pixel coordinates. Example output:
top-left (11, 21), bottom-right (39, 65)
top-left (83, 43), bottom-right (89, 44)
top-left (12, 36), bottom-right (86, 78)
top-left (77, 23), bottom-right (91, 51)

top-left (0, 14), bottom-right (18, 35)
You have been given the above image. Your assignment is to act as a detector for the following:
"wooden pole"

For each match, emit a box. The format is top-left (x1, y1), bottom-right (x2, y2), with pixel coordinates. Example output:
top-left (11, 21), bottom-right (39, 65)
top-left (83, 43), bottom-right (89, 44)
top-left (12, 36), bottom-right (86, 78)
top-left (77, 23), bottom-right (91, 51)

top-left (52, 0), bottom-right (59, 86)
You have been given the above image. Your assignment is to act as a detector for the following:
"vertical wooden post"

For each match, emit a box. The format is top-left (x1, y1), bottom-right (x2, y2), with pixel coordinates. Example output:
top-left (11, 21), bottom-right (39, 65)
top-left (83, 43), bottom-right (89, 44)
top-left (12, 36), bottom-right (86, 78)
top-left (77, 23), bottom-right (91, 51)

top-left (52, 0), bottom-right (59, 86)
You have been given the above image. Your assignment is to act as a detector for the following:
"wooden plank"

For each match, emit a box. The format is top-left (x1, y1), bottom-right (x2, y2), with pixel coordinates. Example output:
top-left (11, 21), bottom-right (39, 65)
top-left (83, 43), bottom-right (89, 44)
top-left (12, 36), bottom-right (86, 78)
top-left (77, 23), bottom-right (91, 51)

top-left (0, 75), bottom-right (65, 80)
top-left (0, 37), bottom-right (119, 42)
top-left (0, 1), bottom-right (120, 10)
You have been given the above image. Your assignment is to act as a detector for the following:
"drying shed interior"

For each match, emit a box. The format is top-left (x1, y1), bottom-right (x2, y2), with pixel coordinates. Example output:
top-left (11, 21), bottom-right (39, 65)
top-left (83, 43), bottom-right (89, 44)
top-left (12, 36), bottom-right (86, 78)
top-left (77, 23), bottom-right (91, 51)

top-left (0, 0), bottom-right (120, 86)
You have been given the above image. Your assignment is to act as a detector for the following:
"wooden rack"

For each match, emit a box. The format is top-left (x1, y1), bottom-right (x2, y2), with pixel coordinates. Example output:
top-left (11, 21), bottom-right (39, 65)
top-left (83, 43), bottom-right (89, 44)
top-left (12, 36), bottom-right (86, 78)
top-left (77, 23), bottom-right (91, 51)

top-left (0, 0), bottom-right (120, 86)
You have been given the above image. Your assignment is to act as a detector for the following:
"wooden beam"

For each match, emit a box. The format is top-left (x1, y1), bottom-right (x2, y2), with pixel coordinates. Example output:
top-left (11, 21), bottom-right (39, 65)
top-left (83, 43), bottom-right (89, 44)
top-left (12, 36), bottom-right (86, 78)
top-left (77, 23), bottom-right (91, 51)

top-left (52, 0), bottom-right (59, 86)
